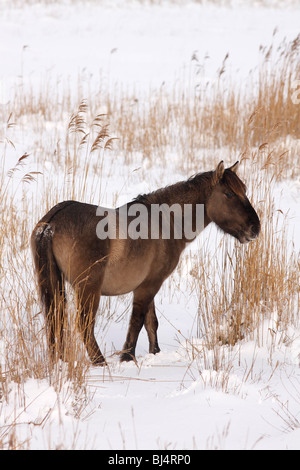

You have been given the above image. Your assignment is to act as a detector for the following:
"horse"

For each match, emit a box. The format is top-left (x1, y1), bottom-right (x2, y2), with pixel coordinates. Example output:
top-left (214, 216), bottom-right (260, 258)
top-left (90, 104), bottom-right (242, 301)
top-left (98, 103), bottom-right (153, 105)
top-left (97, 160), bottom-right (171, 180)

top-left (31, 161), bottom-right (260, 365)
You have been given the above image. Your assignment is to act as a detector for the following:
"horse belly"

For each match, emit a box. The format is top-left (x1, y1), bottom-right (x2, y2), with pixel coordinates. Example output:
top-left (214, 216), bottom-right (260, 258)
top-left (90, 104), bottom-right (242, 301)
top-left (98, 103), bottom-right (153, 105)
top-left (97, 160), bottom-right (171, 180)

top-left (101, 259), bottom-right (150, 296)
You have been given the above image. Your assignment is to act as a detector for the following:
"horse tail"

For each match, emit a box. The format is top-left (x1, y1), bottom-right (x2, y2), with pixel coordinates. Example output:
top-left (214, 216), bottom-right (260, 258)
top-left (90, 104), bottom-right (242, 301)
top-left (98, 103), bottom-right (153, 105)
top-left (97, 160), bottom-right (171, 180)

top-left (31, 202), bottom-right (74, 359)
top-left (31, 222), bottom-right (63, 309)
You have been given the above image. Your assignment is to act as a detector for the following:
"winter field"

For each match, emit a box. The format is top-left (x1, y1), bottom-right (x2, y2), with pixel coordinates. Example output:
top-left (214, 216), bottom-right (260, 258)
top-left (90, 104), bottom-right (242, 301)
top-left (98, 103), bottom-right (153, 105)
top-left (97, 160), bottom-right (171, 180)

top-left (0, 0), bottom-right (300, 451)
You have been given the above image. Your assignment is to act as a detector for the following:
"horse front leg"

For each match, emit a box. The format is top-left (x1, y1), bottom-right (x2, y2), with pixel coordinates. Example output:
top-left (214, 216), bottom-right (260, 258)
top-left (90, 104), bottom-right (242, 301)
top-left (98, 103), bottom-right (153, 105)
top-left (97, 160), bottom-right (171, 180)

top-left (120, 298), bottom-right (149, 362)
top-left (120, 285), bottom-right (161, 362)
top-left (144, 299), bottom-right (160, 355)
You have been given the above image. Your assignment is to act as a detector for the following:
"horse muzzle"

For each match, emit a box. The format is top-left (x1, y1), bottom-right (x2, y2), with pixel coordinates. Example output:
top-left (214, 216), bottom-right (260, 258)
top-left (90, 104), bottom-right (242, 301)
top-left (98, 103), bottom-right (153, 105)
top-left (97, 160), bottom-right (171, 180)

top-left (238, 222), bottom-right (261, 244)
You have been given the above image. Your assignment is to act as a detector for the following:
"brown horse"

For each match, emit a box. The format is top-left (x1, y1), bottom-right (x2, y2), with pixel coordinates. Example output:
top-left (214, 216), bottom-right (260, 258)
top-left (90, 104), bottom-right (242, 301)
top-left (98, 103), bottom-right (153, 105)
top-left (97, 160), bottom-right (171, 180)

top-left (31, 161), bottom-right (260, 365)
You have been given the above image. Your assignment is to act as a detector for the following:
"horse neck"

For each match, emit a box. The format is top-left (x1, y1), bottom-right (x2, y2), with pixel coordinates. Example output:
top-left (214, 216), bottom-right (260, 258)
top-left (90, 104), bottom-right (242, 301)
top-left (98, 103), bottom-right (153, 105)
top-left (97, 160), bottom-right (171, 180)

top-left (149, 172), bottom-right (212, 207)
top-left (164, 172), bottom-right (213, 218)
top-left (148, 172), bottom-right (213, 239)
top-left (181, 172), bottom-right (213, 233)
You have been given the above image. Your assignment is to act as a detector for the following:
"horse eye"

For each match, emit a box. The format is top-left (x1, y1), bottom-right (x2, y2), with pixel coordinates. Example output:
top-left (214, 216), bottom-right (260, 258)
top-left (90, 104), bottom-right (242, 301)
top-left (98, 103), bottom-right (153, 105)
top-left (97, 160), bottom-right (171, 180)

top-left (225, 191), bottom-right (234, 199)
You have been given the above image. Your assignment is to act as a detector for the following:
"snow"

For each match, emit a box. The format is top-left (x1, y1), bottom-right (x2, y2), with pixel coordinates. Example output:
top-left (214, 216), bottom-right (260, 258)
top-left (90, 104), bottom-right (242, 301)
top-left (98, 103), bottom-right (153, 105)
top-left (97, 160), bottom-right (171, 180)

top-left (3, 325), bottom-right (300, 450)
top-left (1, 0), bottom-right (300, 451)
top-left (1, 0), bottom-right (300, 97)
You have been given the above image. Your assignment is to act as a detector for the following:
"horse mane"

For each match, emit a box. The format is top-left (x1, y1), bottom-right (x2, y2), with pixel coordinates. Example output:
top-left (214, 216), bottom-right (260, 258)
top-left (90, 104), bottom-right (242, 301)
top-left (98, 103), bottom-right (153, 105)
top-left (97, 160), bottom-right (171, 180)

top-left (133, 171), bottom-right (213, 206)
top-left (133, 168), bottom-right (247, 206)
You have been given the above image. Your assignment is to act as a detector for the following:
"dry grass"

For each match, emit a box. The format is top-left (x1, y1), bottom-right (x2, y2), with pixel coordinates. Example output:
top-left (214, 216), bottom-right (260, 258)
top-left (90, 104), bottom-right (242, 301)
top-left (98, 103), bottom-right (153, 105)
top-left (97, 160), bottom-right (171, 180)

top-left (9, 33), bottom-right (300, 178)
top-left (195, 166), bottom-right (299, 351)
top-left (0, 34), bottom-right (300, 448)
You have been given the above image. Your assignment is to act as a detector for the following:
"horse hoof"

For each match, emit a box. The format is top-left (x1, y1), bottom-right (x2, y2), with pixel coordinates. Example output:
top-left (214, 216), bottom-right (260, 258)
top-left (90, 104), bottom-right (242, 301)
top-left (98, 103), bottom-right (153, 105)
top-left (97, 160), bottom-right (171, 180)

top-left (91, 356), bottom-right (106, 366)
top-left (150, 346), bottom-right (161, 355)
top-left (120, 352), bottom-right (135, 363)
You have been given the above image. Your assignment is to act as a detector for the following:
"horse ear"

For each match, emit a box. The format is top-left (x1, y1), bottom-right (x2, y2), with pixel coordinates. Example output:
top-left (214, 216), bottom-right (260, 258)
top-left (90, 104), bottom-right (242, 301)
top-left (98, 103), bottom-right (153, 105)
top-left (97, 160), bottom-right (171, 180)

top-left (212, 161), bottom-right (225, 185)
top-left (228, 161), bottom-right (239, 173)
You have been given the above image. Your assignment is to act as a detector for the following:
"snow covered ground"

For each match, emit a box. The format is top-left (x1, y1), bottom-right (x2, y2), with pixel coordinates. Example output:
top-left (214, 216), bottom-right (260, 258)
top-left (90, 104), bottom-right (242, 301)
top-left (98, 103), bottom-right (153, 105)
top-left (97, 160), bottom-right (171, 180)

top-left (0, 0), bottom-right (300, 451)
top-left (1, 0), bottom-right (300, 98)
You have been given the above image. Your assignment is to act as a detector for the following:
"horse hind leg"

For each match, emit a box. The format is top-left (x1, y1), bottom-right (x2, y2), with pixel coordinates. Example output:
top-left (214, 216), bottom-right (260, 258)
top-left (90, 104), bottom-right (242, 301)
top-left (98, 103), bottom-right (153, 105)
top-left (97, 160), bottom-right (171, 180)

top-left (144, 300), bottom-right (160, 355)
top-left (75, 284), bottom-right (105, 366)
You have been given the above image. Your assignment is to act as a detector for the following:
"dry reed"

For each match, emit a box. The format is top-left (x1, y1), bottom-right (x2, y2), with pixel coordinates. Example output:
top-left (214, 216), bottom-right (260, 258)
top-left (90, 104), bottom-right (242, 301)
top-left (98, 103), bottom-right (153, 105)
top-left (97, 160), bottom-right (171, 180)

top-left (0, 34), bottom-right (299, 448)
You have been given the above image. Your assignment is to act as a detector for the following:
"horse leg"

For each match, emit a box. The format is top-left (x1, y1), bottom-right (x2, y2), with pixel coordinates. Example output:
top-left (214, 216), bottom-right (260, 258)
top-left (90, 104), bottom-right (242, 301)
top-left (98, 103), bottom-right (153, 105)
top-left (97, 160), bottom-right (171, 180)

top-left (121, 285), bottom-right (160, 362)
top-left (144, 299), bottom-right (160, 355)
top-left (120, 299), bottom-right (149, 362)
top-left (75, 285), bottom-right (105, 365)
